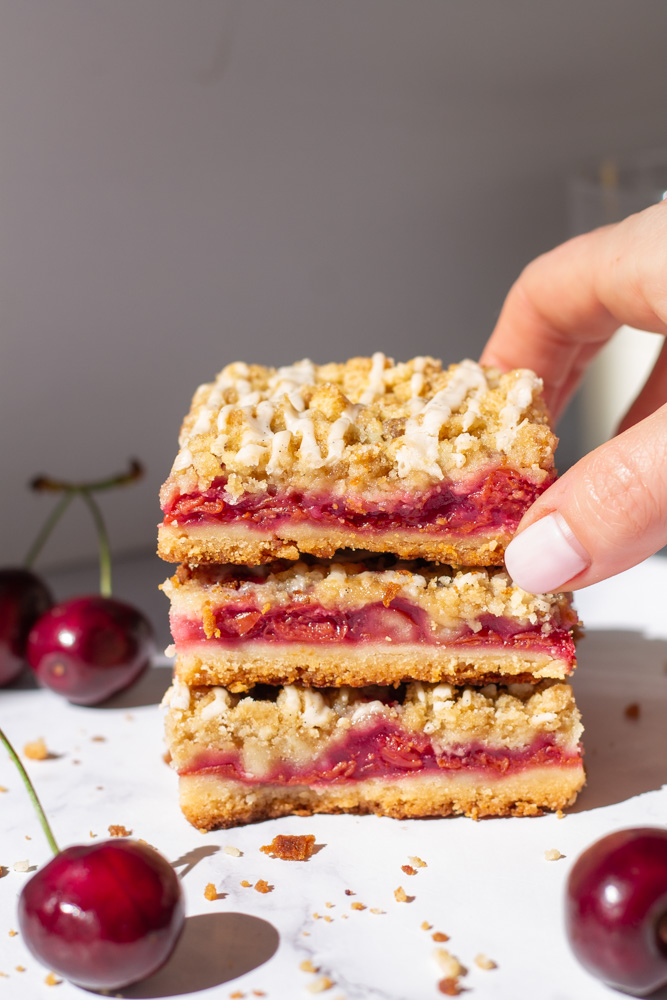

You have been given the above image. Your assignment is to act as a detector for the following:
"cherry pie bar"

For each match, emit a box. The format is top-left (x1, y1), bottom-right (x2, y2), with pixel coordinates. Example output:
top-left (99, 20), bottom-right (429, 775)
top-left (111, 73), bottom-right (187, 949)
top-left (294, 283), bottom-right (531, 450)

top-left (158, 354), bottom-right (584, 828)
top-left (163, 679), bottom-right (584, 829)
top-left (158, 356), bottom-right (556, 566)
top-left (162, 559), bottom-right (579, 691)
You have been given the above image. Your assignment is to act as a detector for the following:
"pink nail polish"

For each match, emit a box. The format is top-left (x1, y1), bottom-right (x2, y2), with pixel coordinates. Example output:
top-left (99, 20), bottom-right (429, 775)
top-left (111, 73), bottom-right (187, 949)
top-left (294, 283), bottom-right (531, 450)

top-left (504, 512), bottom-right (590, 593)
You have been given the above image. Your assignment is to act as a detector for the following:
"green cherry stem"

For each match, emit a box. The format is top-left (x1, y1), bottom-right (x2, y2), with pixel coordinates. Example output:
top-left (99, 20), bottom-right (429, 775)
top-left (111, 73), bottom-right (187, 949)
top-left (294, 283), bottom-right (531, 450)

top-left (79, 490), bottom-right (112, 598)
top-left (0, 728), bottom-right (59, 857)
top-left (24, 490), bottom-right (76, 570)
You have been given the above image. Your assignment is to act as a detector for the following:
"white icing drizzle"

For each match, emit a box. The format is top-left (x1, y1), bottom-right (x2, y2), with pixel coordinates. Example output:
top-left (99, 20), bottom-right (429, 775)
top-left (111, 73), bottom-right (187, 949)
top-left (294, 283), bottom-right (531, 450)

top-left (395, 359), bottom-right (488, 479)
top-left (359, 352), bottom-right (388, 405)
top-left (200, 687), bottom-right (232, 721)
top-left (495, 370), bottom-right (541, 451)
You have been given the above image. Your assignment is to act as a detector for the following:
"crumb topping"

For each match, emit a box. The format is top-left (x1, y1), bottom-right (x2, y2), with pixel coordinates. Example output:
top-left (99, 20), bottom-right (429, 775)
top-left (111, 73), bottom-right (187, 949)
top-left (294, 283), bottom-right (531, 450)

top-left (161, 356), bottom-right (555, 503)
top-left (164, 679), bottom-right (582, 776)
top-left (164, 560), bottom-right (576, 635)
top-left (260, 834), bottom-right (316, 860)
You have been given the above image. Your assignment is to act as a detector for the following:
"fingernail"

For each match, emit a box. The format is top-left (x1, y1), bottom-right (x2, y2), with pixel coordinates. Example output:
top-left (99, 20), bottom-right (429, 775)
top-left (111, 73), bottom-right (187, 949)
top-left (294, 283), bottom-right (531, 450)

top-left (504, 512), bottom-right (590, 593)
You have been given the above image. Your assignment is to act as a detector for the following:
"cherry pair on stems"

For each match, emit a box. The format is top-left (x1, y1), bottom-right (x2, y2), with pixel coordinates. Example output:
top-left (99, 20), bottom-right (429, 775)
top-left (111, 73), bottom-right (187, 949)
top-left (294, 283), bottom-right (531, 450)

top-left (0, 461), bottom-right (153, 704)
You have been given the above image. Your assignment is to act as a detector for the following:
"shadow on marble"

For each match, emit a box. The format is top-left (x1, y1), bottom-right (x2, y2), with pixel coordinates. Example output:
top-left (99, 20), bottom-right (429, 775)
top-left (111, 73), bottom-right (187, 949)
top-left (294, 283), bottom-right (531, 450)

top-left (94, 664), bottom-right (173, 710)
top-left (571, 628), bottom-right (667, 812)
top-left (119, 912), bottom-right (279, 998)
top-left (171, 844), bottom-right (220, 879)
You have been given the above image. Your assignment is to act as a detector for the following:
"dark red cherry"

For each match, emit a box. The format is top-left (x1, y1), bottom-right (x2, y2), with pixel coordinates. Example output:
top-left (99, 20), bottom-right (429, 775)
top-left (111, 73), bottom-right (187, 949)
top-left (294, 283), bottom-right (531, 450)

top-left (0, 568), bottom-right (53, 686)
top-left (18, 840), bottom-right (184, 990)
top-left (27, 595), bottom-right (154, 705)
top-left (565, 827), bottom-right (667, 996)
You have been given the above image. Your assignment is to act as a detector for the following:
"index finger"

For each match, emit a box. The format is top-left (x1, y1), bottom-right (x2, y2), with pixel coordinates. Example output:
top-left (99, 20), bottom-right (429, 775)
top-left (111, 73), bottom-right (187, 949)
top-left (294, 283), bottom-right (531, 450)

top-left (480, 204), bottom-right (667, 418)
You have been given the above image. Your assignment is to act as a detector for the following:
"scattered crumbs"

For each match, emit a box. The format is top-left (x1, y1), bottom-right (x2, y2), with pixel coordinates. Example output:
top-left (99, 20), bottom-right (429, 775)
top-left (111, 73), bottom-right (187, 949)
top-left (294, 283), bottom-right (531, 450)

top-left (544, 848), bottom-right (564, 861)
top-left (89, 831), bottom-right (97, 839)
top-left (224, 845), bottom-right (242, 857)
top-left (556, 810), bottom-right (565, 820)
top-left (12, 861), bottom-right (31, 873)
top-left (341, 914), bottom-right (348, 919)
top-left (96, 786), bottom-right (104, 791)
top-left (433, 949), bottom-right (465, 979)
top-left (8, 930), bottom-right (17, 937)
top-left (72, 760), bottom-right (81, 766)
top-left (24, 836), bottom-right (31, 841)
top-left (302, 931), bottom-right (310, 936)
top-left (0, 972), bottom-right (7, 978)
top-left (23, 739), bottom-right (50, 761)
top-left (370, 908), bottom-right (385, 915)
top-left (252, 992), bottom-right (265, 997)
top-left (625, 702), bottom-right (640, 720)
top-left (323, 916), bottom-right (333, 923)
top-left (108, 825), bottom-right (132, 838)
top-left (254, 879), bottom-right (272, 894)
top-left (300, 960), bottom-right (318, 973)
top-left (204, 883), bottom-right (218, 901)
top-left (344, 889), bottom-right (355, 896)
top-left (421, 921), bottom-right (432, 931)
top-left (438, 978), bottom-right (463, 997)
top-left (432, 932), bottom-right (450, 943)
top-left (325, 901), bottom-right (334, 909)
top-left (312, 912), bottom-right (321, 920)
top-left (240, 880), bottom-right (252, 888)
top-left (125, 714), bottom-right (134, 722)
top-left (401, 865), bottom-right (417, 876)
top-left (474, 954), bottom-right (497, 971)
top-left (0, 867), bottom-right (8, 879)
top-left (409, 855), bottom-right (427, 868)
top-left (91, 735), bottom-right (106, 743)
top-left (15, 966), bottom-right (26, 973)
top-left (45, 972), bottom-right (62, 986)
top-left (307, 976), bottom-right (334, 994)
top-left (260, 834), bottom-right (316, 861)
top-left (230, 992), bottom-right (244, 999)
top-left (350, 902), bottom-right (366, 911)
top-left (394, 886), bottom-right (413, 903)
top-left (0, 786), bottom-right (7, 793)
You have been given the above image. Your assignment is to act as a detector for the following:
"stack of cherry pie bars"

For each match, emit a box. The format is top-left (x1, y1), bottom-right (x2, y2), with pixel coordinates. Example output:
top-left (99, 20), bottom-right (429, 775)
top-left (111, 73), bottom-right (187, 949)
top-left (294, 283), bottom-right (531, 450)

top-left (159, 355), bottom-right (584, 830)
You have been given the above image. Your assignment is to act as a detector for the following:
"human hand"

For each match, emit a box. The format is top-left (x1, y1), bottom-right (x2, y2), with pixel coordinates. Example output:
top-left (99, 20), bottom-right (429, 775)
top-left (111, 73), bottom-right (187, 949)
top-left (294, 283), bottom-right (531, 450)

top-left (480, 202), bottom-right (667, 592)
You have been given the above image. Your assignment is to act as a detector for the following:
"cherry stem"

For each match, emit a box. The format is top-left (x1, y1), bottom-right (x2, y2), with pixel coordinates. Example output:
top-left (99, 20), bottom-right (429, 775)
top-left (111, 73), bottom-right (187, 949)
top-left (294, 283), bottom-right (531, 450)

top-left (79, 490), bottom-right (112, 598)
top-left (30, 459), bottom-right (144, 496)
top-left (0, 728), bottom-right (59, 857)
top-left (24, 490), bottom-right (76, 569)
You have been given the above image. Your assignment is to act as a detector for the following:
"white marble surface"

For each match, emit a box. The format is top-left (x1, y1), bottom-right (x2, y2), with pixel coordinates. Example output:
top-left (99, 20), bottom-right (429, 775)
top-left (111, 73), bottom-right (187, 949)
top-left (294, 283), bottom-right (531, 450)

top-left (3, 555), bottom-right (667, 1000)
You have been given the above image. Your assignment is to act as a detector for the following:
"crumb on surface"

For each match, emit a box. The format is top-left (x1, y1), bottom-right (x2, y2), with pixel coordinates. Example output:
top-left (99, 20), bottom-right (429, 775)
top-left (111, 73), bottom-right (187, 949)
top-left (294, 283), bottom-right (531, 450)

top-left (307, 976), bottom-right (334, 993)
top-left (624, 702), bottom-right (640, 720)
top-left (394, 886), bottom-right (413, 903)
top-left (12, 861), bottom-right (31, 873)
top-left (323, 916), bottom-right (333, 923)
top-left (325, 901), bottom-right (334, 908)
top-left (370, 908), bottom-right (385, 915)
top-left (432, 932), bottom-right (450, 943)
top-left (204, 883), bottom-right (218, 901)
top-left (260, 833), bottom-right (316, 861)
top-left (254, 879), bottom-right (272, 894)
top-left (44, 972), bottom-right (62, 986)
top-left (8, 930), bottom-right (17, 937)
top-left (15, 966), bottom-right (25, 972)
top-left (108, 825), bottom-right (132, 838)
top-left (350, 902), bottom-right (366, 911)
top-left (91, 736), bottom-right (106, 743)
top-left (0, 867), bottom-right (8, 878)
top-left (224, 845), bottom-right (242, 857)
top-left (300, 960), bottom-right (318, 973)
top-left (230, 992), bottom-right (244, 999)
top-left (433, 949), bottom-right (465, 979)
top-left (437, 979), bottom-right (463, 997)
top-left (401, 864), bottom-right (417, 876)
top-left (474, 953), bottom-right (497, 971)
top-left (252, 991), bottom-right (265, 996)
top-left (409, 855), bottom-right (427, 868)
top-left (544, 848), bottom-right (564, 861)
top-left (421, 921), bottom-right (432, 931)
top-left (23, 739), bottom-right (50, 761)
top-left (556, 809), bottom-right (565, 820)
top-left (344, 889), bottom-right (355, 896)
top-left (0, 786), bottom-right (7, 793)
top-left (240, 880), bottom-right (252, 887)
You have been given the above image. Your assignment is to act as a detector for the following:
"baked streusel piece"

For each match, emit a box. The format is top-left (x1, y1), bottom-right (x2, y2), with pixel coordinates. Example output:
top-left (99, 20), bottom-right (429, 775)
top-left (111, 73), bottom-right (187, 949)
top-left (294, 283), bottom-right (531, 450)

top-left (158, 356), bottom-right (556, 566)
top-left (163, 559), bottom-right (579, 690)
top-left (163, 679), bottom-right (584, 829)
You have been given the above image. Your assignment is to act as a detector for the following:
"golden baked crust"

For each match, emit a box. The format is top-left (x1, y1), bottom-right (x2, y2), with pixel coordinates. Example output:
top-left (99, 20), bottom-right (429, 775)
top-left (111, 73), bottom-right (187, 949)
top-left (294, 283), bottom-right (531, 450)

top-left (159, 356), bottom-right (556, 504)
top-left (171, 643), bottom-right (573, 691)
top-left (177, 768), bottom-right (585, 830)
top-left (157, 521), bottom-right (512, 566)
top-left (164, 680), bottom-right (583, 775)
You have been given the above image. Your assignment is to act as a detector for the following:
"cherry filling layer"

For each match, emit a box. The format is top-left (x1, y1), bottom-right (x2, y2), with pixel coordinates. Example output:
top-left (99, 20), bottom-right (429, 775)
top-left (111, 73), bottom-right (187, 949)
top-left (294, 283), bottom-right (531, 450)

top-left (171, 599), bottom-right (576, 665)
top-left (163, 468), bottom-right (554, 535)
top-left (179, 718), bottom-right (581, 784)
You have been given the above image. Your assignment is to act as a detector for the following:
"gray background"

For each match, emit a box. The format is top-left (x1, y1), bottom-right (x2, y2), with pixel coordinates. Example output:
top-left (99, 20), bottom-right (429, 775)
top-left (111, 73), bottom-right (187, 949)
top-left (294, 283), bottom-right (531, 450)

top-left (3, 0), bottom-right (667, 578)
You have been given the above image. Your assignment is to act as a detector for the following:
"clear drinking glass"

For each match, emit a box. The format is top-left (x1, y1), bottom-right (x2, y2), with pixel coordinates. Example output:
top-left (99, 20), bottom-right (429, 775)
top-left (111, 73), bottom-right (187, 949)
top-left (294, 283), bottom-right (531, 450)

top-left (568, 150), bottom-right (667, 454)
